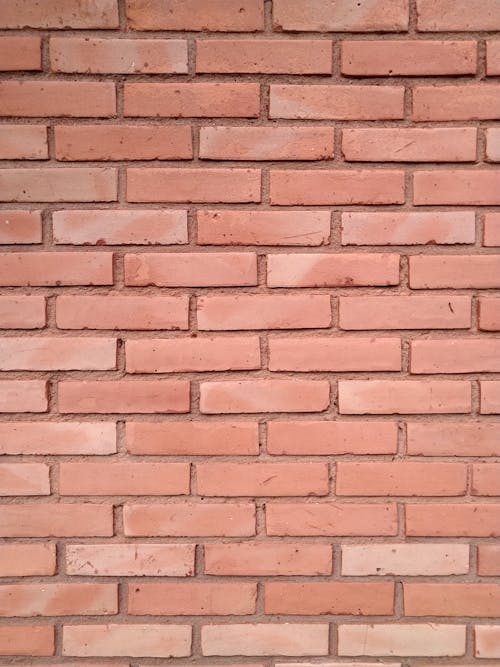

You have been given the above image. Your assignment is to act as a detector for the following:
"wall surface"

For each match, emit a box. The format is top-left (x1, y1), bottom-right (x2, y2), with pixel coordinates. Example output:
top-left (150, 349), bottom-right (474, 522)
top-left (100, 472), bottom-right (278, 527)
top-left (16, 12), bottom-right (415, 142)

top-left (0, 0), bottom-right (499, 663)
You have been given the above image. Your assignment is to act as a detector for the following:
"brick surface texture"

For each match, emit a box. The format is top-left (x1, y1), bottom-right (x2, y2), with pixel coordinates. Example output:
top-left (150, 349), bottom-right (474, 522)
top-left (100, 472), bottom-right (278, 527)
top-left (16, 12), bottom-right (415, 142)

top-left (0, 0), bottom-right (499, 663)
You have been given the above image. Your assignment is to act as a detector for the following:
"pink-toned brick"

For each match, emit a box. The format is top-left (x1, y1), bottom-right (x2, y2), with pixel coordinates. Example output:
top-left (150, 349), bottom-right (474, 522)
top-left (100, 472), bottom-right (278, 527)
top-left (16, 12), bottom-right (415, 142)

top-left (0, 210), bottom-right (42, 244)
top-left (410, 255), bottom-right (500, 289)
top-left (413, 85), bottom-right (500, 121)
top-left (484, 213), bottom-right (500, 246)
top-left (0, 35), bottom-right (41, 70)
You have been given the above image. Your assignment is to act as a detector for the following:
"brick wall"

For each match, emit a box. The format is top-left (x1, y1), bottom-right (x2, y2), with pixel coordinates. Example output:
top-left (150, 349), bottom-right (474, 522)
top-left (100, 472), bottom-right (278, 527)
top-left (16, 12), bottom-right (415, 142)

top-left (0, 0), bottom-right (499, 662)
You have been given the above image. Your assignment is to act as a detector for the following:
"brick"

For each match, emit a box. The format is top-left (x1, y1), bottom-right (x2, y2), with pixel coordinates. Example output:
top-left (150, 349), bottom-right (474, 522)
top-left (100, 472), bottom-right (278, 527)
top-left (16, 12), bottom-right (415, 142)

top-left (475, 626), bottom-right (500, 658)
top-left (204, 543), bottom-right (332, 576)
top-left (0, 168), bottom-right (117, 203)
top-left (417, 0), bottom-right (500, 30)
top-left (62, 624), bottom-right (191, 658)
top-left (411, 339), bottom-right (500, 373)
top-left (270, 170), bottom-right (404, 205)
top-left (336, 462), bottom-right (467, 496)
top-left (198, 294), bottom-right (331, 330)
top-left (270, 336), bottom-right (400, 371)
top-left (480, 298), bottom-right (500, 330)
top-left (126, 0), bottom-right (264, 31)
top-left (487, 41), bottom-right (500, 74)
top-left (414, 170), bottom-right (500, 205)
top-left (473, 464), bottom-right (500, 496)
top-left (340, 295), bottom-right (471, 330)
top-left (0, 81), bottom-right (116, 117)
top-left (267, 253), bottom-right (400, 287)
top-left (58, 380), bottom-right (190, 414)
top-left (273, 0), bottom-right (409, 31)
top-left (126, 421), bottom-right (259, 456)
top-left (200, 379), bottom-right (330, 414)
top-left (200, 126), bottom-right (333, 161)
top-left (339, 380), bottom-right (471, 414)
top-left (408, 422), bottom-right (500, 457)
top-left (124, 82), bottom-right (260, 118)
top-left (196, 39), bottom-right (331, 74)
top-left (125, 252), bottom-right (257, 287)
top-left (267, 420), bottom-right (398, 455)
top-left (265, 582), bottom-right (394, 615)
top-left (413, 85), bottom-right (500, 121)
top-left (127, 168), bottom-right (260, 203)
top-left (341, 211), bottom-right (475, 246)
top-left (410, 255), bottom-right (500, 289)
top-left (0, 336), bottom-right (116, 371)
top-left (124, 503), bottom-right (255, 537)
top-left (0, 504), bottom-right (113, 537)
top-left (126, 336), bottom-right (260, 372)
top-left (197, 210), bottom-right (331, 246)
top-left (406, 504), bottom-right (500, 537)
top-left (196, 462), bottom-right (328, 496)
top-left (0, 543), bottom-right (56, 576)
top-left (486, 128), bottom-right (500, 161)
top-left (341, 543), bottom-right (469, 576)
top-left (66, 544), bottom-right (195, 577)
top-left (405, 583), bottom-right (500, 617)
top-left (56, 295), bottom-right (188, 330)
top-left (481, 381), bottom-right (500, 414)
top-left (0, 380), bottom-right (47, 413)
top-left (338, 624), bottom-right (466, 657)
top-left (0, 422), bottom-right (116, 456)
top-left (0, 210), bottom-right (42, 244)
top-left (51, 37), bottom-right (187, 74)
top-left (0, 583), bottom-right (117, 617)
top-left (0, 35), bottom-right (41, 70)
top-left (55, 125), bottom-right (192, 161)
top-left (0, 0), bottom-right (118, 28)
top-left (478, 545), bottom-right (500, 575)
top-left (270, 85), bottom-right (404, 120)
top-left (201, 623), bottom-right (329, 657)
top-left (0, 625), bottom-right (54, 656)
top-left (343, 128), bottom-right (476, 162)
top-left (59, 462), bottom-right (190, 496)
top-left (129, 582), bottom-right (256, 615)
top-left (342, 40), bottom-right (476, 76)
top-left (484, 212), bottom-right (500, 246)
top-left (0, 463), bottom-right (50, 496)
top-left (0, 295), bottom-right (46, 328)
top-left (0, 125), bottom-right (48, 159)
top-left (266, 503), bottom-right (397, 536)
top-left (0, 252), bottom-right (113, 286)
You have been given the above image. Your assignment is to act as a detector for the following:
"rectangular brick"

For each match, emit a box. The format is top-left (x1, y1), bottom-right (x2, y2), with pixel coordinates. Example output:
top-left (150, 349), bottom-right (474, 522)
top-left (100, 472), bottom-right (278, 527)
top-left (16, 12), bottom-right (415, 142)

top-left (0, 625), bottom-right (54, 656)
top-left (406, 503), bottom-right (500, 536)
top-left (0, 0), bottom-right (118, 28)
top-left (0, 543), bottom-right (56, 576)
top-left (473, 464), bottom-right (500, 496)
top-left (0, 503), bottom-right (113, 537)
top-left (0, 252), bottom-right (113, 286)
top-left (481, 381), bottom-right (500, 414)
top-left (475, 626), bottom-right (500, 658)
top-left (0, 583), bottom-right (117, 617)
top-left (487, 40), bottom-right (500, 74)
top-left (484, 212), bottom-right (500, 246)
top-left (413, 84), bottom-right (500, 120)
top-left (0, 380), bottom-right (47, 413)
top-left (407, 422), bottom-right (500, 456)
top-left (0, 421), bottom-right (116, 456)
top-left (480, 298), bottom-right (500, 331)
top-left (0, 336), bottom-right (116, 371)
top-left (486, 127), bottom-right (500, 161)
top-left (0, 295), bottom-right (46, 328)
top-left (0, 124), bottom-right (48, 159)
top-left (0, 35), bottom-right (41, 70)
top-left (410, 255), bottom-right (500, 288)
top-left (414, 170), bottom-right (500, 205)
top-left (0, 168), bottom-right (117, 203)
top-left (478, 545), bottom-right (500, 575)
top-left (404, 583), bottom-right (500, 617)
top-left (0, 210), bottom-right (42, 244)
top-left (411, 339), bottom-right (500, 373)
top-left (417, 0), bottom-right (500, 30)
top-left (0, 462), bottom-right (50, 496)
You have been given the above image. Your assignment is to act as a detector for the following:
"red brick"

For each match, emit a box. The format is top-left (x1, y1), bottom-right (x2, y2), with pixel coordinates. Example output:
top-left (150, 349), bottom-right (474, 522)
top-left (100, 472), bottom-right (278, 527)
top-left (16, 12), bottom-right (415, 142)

top-left (475, 625), bottom-right (500, 658)
top-left (0, 583), bottom-right (117, 617)
top-left (0, 0), bottom-right (118, 27)
top-left (0, 336), bottom-right (115, 371)
top-left (404, 583), bottom-right (500, 617)
top-left (0, 252), bottom-right (113, 286)
top-left (0, 380), bottom-right (47, 413)
top-left (0, 543), bottom-right (56, 576)
top-left (339, 380), bottom-right (471, 414)
top-left (336, 462), bottom-right (467, 496)
top-left (204, 542), bottom-right (332, 576)
top-left (0, 35), bottom-right (41, 70)
top-left (58, 380), bottom-right (190, 414)
top-left (417, 0), bottom-right (500, 30)
top-left (126, 0), bottom-right (264, 31)
top-left (51, 37), bottom-right (187, 74)
top-left (124, 82), bottom-right (260, 118)
top-left (0, 503), bottom-right (113, 537)
top-left (0, 295), bottom-right (46, 329)
top-left (265, 581), bottom-right (394, 615)
top-left (479, 298), bottom-right (500, 331)
top-left (414, 170), bottom-right (500, 205)
top-left (270, 84), bottom-right (404, 120)
top-left (472, 464), bottom-right (500, 496)
top-left (0, 81), bottom-right (116, 117)
top-left (486, 128), bottom-right (500, 162)
top-left (124, 503), bottom-right (255, 537)
top-left (196, 39), bottom-right (331, 74)
top-left (411, 339), bottom-right (500, 373)
top-left (0, 168), bottom-right (117, 203)
top-left (487, 40), bottom-right (500, 75)
top-left (410, 255), bottom-right (500, 289)
top-left (273, 0), bottom-right (409, 31)
top-left (343, 128), bottom-right (476, 162)
top-left (56, 295), bottom-right (188, 330)
top-left (197, 210), bottom-right (331, 246)
top-left (125, 252), bottom-right (257, 287)
top-left (198, 294), bottom-right (331, 330)
top-left (0, 463), bottom-right (50, 496)
top-left (341, 211), bottom-right (475, 246)
top-left (0, 210), bottom-right (42, 244)
top-left (129, 582), bottom-right (256, 615)
top-left (126, 336), bottom-right (260, 373)
top-left (55, 125), bottom-right (192, 161)
top-left (267, 253), bottom-right (400, 287)
top-left (267, 420), bottom-right (398, 455)
top-left (406, 503), bottom-right (500, 536)
top-left (478, 545), bottom-right (500, 575)
top-left (481, 381), bottom-right (500, 414)
top-left (126, 421), bottom-right (258, 456)
top-left (0, 421), bottom-right (116, 456)
top-left (0, 625), bottom-right (54, 656)
top-left (413, 84), bottom-right (500, 120)
top-left (342, 40), bottom-right (476, 75)
top-left (0, 125), bottom-right (48, 159)
top-left (267, 503), bottom-right (397, 536)
top-left (200, 379), bottom-right (330, 414)
top-left (407, 421), bottom-right (500, 457)
top-left (484, 212), bottom-right (500, 246)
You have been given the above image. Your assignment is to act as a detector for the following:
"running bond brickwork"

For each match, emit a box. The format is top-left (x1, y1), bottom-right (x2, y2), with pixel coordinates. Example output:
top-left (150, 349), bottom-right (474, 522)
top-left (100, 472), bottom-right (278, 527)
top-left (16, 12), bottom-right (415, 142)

top-left (0, 0), bottom-right (499, 663)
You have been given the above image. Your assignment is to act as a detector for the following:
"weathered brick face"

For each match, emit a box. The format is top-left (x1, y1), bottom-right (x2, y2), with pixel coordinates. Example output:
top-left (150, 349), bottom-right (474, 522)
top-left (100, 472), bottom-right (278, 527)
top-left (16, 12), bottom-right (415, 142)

top-left (0, 0), bottom-right (499, 661)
